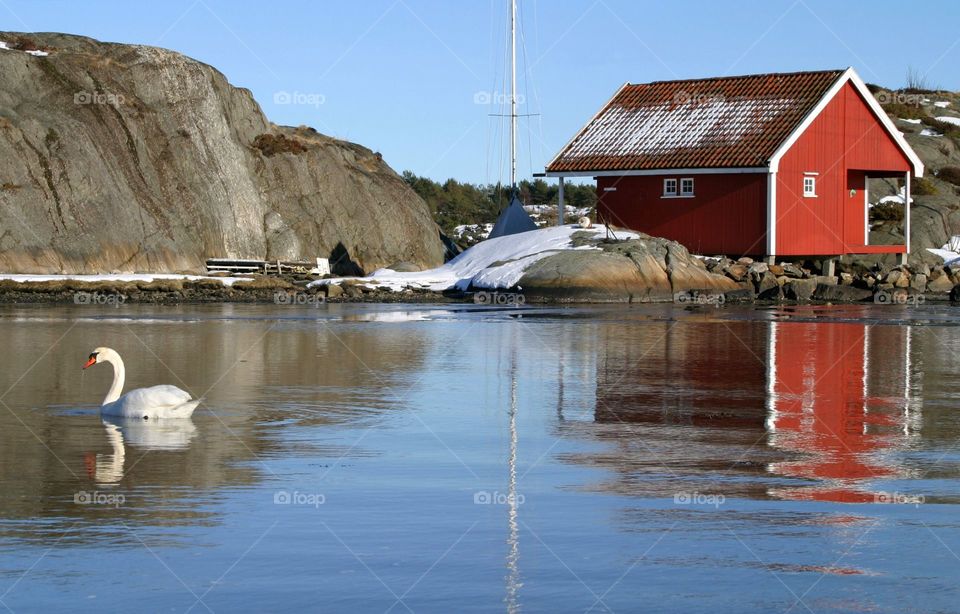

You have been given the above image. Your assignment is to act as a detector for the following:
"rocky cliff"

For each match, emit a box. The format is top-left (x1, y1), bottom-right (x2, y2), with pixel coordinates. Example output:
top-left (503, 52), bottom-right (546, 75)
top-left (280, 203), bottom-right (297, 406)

top-left (0, 32), bottom-right (445, 274)
top-left (875, 88), bottom-right (960, 265)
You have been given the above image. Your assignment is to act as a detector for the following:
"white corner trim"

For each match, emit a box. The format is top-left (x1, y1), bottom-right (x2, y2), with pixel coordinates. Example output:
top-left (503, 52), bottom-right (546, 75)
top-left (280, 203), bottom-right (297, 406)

top-left (863, 176), bottom-right (869, 245)
top-left (545, 82), bottom-right (629, 172)
top-left (768, 67), bottom-right (925, 177)
top-left (767, 171), bottom-right (777, 255)
top-left (905, 172), bottom-right (912, 253)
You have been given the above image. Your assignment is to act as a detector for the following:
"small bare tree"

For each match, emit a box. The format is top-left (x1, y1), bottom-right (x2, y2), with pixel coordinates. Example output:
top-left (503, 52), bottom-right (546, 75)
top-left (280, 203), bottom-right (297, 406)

top-left (905, 65), bottom-right (930, 91)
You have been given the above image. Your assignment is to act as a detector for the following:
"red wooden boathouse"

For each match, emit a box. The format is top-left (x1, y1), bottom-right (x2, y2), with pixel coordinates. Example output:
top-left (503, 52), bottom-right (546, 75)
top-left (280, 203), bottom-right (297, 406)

top-left (545, 68), bottom-right (924, 263)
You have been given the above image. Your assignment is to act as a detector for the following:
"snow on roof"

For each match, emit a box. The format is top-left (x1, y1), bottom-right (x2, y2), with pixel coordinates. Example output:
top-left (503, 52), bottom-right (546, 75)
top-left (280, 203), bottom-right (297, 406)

top-left (310, 225), bottom-right (637, 292)
top-left (547, 69), bottom-right (844, 173)
top-left (564, 97), bottom-right (795, 161)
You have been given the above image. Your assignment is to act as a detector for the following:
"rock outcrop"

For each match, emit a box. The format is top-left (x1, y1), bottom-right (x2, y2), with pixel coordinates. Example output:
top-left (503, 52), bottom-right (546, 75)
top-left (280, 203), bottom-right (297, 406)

top-left (874, 89), bottom-right (960, 266)
top-left (0, 32), bottom-right (445, 274)
top-left (518, 234), bottom-right (737, 302)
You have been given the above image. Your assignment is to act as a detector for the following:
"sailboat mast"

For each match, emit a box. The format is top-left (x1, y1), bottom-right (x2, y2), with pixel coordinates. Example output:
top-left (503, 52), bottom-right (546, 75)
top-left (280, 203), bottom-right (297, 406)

top-left (510, 0), bottom-right (517, 190)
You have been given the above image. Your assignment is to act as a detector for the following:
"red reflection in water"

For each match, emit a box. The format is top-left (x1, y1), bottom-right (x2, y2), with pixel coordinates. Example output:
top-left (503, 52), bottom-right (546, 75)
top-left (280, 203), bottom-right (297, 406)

top-left (766, 322), bottom-right (912, 502)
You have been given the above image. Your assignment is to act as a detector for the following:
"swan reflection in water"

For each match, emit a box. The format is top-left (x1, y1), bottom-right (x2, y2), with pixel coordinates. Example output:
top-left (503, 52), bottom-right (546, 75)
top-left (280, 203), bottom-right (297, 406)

top-left (84, 416), bottom-right (197, 485)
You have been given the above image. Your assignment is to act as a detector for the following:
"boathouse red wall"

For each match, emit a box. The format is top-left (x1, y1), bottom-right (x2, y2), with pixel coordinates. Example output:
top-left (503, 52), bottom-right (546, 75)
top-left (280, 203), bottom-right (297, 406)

top-left (594, 82), bottom-right (914, 258)
top-left (775, 82), bottom-right (912, 256)
top-left (596, 173), bottom-right (767, 256)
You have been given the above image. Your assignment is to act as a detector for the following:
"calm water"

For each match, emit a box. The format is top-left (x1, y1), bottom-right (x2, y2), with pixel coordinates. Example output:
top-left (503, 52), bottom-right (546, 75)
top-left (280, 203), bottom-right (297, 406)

top-left (0, 302), bottom-right (958, 613)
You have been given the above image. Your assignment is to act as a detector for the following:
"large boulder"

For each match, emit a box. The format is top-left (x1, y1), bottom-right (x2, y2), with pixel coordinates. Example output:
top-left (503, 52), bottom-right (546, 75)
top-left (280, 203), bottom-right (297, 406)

top-left (812, 283), bottom-right (872, 302)
top-left (518, 250), bottom-right (672, 302)
top-left (0, 32), bottom-right (444, 274)
top-left (517, 236), bottom-right (736, 302)
top-left (784, 278), bottom-right (818, 301)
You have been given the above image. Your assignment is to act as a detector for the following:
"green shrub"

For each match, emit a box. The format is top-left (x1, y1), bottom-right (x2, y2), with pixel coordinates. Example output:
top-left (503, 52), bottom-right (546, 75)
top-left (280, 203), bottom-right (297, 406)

top-left (913, 177), bottom-right (938, 195)
top-left (882, 101), bottom-right (926, 120)
top-left (871, 202), bottom-right (904, 222)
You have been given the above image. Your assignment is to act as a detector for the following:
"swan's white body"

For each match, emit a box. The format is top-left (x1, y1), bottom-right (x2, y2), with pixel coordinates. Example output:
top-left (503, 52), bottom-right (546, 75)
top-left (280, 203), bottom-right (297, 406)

top-left (84, 347), bottom-right (200, 419)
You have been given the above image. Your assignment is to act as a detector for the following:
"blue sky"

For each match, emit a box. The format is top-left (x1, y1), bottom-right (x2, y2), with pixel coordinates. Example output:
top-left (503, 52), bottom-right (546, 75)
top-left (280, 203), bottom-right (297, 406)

top-left (4, 0), bottom-right (958, 184)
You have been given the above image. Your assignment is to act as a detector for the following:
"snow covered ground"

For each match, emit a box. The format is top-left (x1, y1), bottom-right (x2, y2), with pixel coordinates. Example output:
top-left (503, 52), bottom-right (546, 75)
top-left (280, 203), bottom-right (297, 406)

top-left (310, 225), bottom-right (637, 292)
top-left (0, 273), bottom-right (246, 286)
top-left (936, 116), bottom-right (960, 127)
top-left (928, 236), bottom-right (960, 266)
top-left (453, 223), bottom-right (493, 240)
top-left (877, 187), bottom-right (906, 205)
top-left (524, 204), bottom-right (592, 218)
top-left (0, 40), bottom-right (49, 56)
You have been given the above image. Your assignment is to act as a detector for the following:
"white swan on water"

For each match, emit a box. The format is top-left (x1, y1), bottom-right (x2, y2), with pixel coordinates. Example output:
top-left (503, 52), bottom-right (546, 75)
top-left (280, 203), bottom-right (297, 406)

top-left (83, 347), bottom-right (200, 419)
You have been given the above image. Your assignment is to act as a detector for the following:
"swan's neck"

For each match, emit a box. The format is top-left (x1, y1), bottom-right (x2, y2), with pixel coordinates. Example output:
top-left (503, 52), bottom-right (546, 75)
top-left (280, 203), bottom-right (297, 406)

top-left (103, 353), bottom-right (125, 405)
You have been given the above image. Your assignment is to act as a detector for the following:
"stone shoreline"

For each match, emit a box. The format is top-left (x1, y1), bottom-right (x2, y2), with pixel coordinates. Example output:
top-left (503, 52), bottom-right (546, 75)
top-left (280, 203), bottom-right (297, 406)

top-left (0, 262), bottom-right (958, 306)
top-left (696, 256), bottom-right (960, 305)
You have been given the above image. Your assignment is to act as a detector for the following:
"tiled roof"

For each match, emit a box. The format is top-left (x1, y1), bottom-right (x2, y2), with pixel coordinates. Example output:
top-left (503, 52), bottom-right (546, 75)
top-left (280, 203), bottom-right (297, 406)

top-left (547, 70), bottom-right (844, 173)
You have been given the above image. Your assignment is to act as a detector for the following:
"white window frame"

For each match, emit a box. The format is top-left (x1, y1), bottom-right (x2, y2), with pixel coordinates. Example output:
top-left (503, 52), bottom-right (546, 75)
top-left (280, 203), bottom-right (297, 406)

top-left (803, 174), bottom-right (817, 198)
top-left (662, 178), bottom-right (677, 197)
top-left (680, 177), bottom-right (695, 197)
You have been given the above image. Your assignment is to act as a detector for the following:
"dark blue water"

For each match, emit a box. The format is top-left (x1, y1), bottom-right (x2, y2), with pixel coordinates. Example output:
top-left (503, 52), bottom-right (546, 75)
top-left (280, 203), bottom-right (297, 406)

top-left (0, 303), bottom-right (957, 612)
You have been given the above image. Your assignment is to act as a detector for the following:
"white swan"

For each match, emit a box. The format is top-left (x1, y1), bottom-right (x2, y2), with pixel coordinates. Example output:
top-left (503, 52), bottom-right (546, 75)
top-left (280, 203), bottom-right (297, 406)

top-left (83, 347), bottom-right (201, 419)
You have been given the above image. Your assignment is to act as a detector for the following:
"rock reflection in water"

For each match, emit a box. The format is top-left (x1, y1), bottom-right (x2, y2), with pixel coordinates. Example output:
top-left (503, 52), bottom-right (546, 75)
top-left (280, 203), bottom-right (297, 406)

top-left (0, 305), bottom-right (431, 543)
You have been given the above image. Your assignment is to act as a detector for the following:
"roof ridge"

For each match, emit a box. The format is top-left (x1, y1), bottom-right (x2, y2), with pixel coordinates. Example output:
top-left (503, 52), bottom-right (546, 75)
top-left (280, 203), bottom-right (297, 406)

top-left (633, 68), bottom-right (846, 88)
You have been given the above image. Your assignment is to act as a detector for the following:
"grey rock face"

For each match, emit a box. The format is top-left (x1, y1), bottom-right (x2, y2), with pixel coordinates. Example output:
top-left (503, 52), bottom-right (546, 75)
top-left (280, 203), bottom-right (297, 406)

top-left (0, 32), bottom-right (444, 274)
top-left (517, 236), bottom-right (736, 302)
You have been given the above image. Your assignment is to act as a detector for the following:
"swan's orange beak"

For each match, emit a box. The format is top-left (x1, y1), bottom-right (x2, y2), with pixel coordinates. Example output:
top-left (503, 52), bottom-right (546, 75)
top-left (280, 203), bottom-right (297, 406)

top-left (82, 356), bottom-right (97, 370)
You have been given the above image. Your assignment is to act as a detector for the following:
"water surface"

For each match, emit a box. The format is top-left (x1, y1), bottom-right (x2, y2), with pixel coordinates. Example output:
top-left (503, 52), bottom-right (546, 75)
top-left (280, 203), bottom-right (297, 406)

top-left (0, 303), bottom-right (958, 612)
